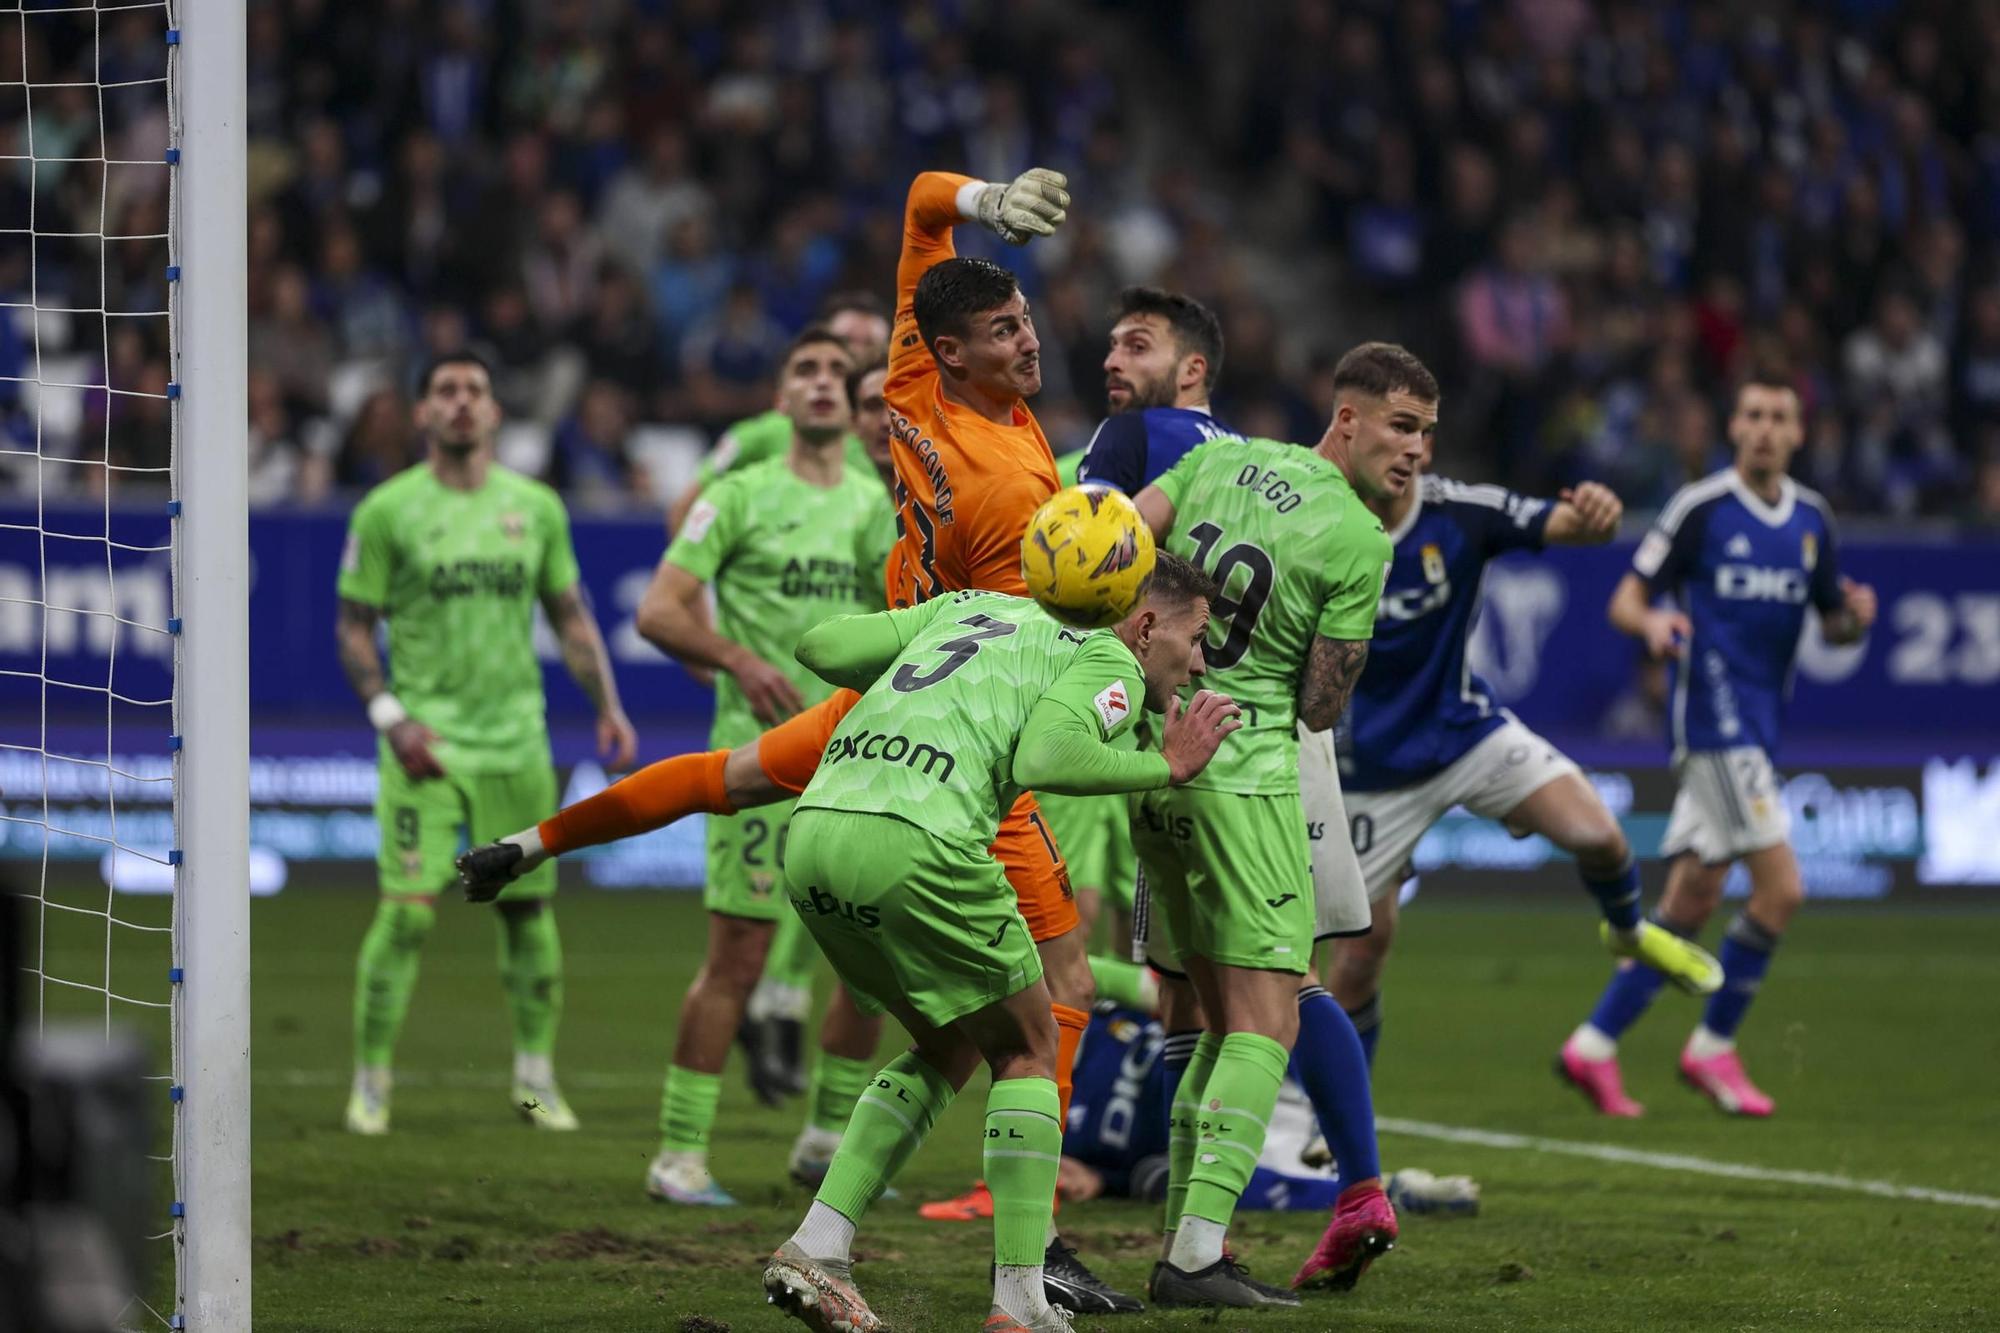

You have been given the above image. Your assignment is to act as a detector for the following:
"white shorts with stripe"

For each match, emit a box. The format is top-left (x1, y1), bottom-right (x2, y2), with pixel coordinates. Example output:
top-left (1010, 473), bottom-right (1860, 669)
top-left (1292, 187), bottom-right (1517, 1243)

top-left (1660, 746), bottom-right (1790, 864)
top-left (1298, 724), bottom-right (1371, 938)
top-left (1344, 718), bottom-right (1583, 903)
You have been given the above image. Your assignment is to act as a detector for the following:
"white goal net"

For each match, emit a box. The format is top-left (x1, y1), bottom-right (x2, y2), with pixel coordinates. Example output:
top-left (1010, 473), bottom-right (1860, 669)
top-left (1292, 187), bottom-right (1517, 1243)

top-left (0, 0), bottom-right (246, 1327)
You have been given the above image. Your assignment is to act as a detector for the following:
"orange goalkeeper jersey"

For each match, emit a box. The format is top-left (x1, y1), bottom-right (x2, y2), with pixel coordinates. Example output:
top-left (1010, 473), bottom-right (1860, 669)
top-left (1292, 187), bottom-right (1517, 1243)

top-left (884, 172), bottom-right (1059, 606)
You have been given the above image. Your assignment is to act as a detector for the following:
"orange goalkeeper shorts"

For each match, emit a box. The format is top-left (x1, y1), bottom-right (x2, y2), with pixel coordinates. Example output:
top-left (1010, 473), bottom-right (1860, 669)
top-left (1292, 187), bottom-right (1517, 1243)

top-left (756, 693), bottom-right (1079, 943)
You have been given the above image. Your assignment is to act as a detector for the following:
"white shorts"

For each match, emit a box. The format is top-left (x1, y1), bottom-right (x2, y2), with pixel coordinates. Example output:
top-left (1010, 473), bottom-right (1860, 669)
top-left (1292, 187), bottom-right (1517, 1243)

top-left (1298, 724), bottom-right (1370, 938)
top-left (1345, 718), bottom-right (1583, 902)
top-left (1660, 747), bottom-right (1790, 865)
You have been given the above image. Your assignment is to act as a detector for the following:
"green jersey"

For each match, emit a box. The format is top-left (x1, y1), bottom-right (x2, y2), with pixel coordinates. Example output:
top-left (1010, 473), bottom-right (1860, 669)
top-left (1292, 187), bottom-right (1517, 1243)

top-left (797, 592), bottom-right (1159, 852)
top-left (697, 409), bottom-right (872, 486)
top-left (853, 480), bottom-right (899, 607)
top-left (1153, 437), bottom-right (1390, 795)
top-left (665, 456), bottom-right (893, 748)
top-left (1056, 451), bottom-right (1083, 488)
top-left (337, 464), bottom-right (579, 775)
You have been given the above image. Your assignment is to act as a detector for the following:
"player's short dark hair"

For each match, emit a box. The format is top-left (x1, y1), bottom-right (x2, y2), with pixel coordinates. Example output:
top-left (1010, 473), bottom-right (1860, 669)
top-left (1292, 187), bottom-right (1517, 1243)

top-left (1331, 342), bottom-right (1439, 404)
top-left (913, 257), bottom-right (1020, 353)
top-left (416, 350), bottom-right (494, 396)
top-left (1144, 550), bottom-right (1220, 610)
top-left (818, 289), bottom-right (888, 323)
top-left (845, 354), bottom-right (887, 415)
top-left (1111, 287), bottom-right (1225, 391)
top-left (785, 324), bottom-right (851, 365)
top-left (1733, 366), bottom-right (1801, 411)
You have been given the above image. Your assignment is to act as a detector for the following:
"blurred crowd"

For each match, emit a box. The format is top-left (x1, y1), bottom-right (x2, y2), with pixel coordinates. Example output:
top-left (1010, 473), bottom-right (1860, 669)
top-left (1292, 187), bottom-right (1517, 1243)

top-left (6, 0), bottom-right (2000, 523)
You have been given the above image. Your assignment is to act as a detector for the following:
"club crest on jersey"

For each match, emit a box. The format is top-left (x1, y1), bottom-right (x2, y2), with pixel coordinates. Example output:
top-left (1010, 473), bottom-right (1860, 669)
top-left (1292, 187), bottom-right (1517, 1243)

top-left (1093, 680), bottom-right (1131, 733)
top-left (1420, 543), bottom-right (1446, 584)
top-left (499, 511), bottom-right (525, 542)
top-left (1801, 533), bottom-right (1818, 571)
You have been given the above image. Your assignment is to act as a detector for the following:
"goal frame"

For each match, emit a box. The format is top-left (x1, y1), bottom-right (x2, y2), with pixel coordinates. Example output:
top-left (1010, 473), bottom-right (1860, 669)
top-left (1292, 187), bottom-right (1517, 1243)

top-left (173, 0), bottom-right (250, 1325)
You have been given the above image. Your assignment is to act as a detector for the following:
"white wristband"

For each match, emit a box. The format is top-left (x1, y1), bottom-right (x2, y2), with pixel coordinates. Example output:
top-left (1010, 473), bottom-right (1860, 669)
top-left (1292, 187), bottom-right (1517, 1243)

top-left (955, 180), bottom-right (991, 221)
top-left (367, 692), bottom-right (409, 733)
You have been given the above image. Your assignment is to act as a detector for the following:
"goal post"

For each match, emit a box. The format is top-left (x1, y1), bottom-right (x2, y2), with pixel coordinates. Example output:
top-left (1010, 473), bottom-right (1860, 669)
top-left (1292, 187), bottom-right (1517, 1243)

top-left (173, 0), bottom-right (250, 1325)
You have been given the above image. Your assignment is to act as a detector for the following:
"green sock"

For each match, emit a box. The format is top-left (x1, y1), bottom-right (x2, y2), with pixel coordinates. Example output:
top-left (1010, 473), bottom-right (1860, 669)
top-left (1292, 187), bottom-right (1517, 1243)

top-left (1182, 1031), bottom-right (1290, 1226)
top-left (762, 908), bottom-right (819, 993)
top-left (658, 1064), bottom-right (724, 1155)
top-left (353, 898), bottom-right (435, 1068)
top-left (495, 905), bottom-right (563, 1057)
top-left (806, 1051), bottom-right (876, 1136)
top-left (984, 1077), bottom-right (1062, 1267)
top-left (817, 1052), bottom-right (955, 1222)
top-left (1164, 1032), bottom-right (1222, 1237)
top-left (1088, 955), bottom-right (1156, 1010)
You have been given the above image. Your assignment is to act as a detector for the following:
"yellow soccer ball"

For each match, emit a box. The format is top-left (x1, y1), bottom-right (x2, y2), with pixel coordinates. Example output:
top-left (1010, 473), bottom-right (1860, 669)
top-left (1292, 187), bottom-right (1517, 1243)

top-left (1020, 484), bottom-right (1156, 629)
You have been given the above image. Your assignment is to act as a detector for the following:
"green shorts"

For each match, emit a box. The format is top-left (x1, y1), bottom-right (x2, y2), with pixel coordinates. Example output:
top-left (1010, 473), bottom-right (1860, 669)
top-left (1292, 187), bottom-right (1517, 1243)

top-left (783, 807), bottom-right (1043, 1028)
top-left (376, 753), bottom-right (557, 901)
top-left (704, 799), bottom-right (797, 920)
top-left (1130, 786), bottom-right (1312, 974)
top-left (1036, 790), bottom-right (1137, 910)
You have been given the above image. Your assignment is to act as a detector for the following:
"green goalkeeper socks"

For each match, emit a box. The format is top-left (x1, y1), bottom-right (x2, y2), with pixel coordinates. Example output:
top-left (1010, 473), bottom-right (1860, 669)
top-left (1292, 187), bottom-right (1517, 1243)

top-left (806, 1051), bottom-right (875, 1136)
top-left (1088, 955), bottom-right (1157, 1011)
top-left (353, 898), bottom-right (435, 1068)
top-left (1181, 1031), bottom-right (1290, 1227)
top-left (817, 1052), bottom-right (955, 1222)
top-left (1164, 1032), bottom-right (1222, 1238)
top-left (495, 904), bottom-right (564, 1057)
top-left (659, 1064), bottom-right (723, 1155)
top-left (984, 1077), bottom-right (1062, 1267)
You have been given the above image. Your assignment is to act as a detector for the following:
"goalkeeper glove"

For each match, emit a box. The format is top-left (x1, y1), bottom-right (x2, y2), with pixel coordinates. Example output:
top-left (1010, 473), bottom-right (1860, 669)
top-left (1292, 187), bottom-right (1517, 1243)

top-left (973, 168), bottom-right (1070, 244)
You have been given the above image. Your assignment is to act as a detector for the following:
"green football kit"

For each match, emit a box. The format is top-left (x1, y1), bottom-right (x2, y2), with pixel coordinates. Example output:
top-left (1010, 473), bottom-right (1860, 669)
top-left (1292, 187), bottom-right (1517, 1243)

top-left (1131, 438), bottom-right (1390, 974)
top-left (787, 592), bottom-right (1171, 1026)
top-left (338, 463), bottom-right (580, 900)
top-left (664, 456), bottom-right (894, 920)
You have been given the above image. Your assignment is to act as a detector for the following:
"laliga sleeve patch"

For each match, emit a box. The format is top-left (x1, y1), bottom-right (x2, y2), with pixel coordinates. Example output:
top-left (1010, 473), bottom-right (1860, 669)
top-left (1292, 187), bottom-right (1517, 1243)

top-left (1633, 529), bottom-right (1669, 577)
top-left (682, 498), bottom-right (720, 544)
top-left (340, 530), bottom-right (361, 573)
top-left (1092, 679), bottom-right (1132, 735)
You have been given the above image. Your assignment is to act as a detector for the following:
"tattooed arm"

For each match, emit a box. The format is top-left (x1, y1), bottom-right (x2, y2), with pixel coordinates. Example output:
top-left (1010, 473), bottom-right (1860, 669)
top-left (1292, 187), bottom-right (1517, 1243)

top-left (335, 597), bottom-right (387, 701)
top-left (338, 597), bottom-right (445, 778)
top-left (543, 583), bottom-right (638, 769)
top-left (1297, 634), bottom-right (1370, 733)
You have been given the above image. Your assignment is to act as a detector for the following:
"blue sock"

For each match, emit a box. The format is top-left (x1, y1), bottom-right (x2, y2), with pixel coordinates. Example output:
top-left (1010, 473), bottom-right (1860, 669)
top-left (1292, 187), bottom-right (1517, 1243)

top-left (1344, 993), bottom-right (1383, 1070)
top-left (1702, 913), bottom-right (1779, 1039)
top-left (1581, 859), bottom-right (1643, 932)
top-left (1293, 985), bottom-right (1380, 1189)
top-left (1585, 914), bottom-right (1692, 1039)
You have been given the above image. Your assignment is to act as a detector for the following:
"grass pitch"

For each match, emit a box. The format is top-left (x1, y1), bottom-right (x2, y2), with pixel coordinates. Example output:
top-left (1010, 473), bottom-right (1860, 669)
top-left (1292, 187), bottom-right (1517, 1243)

top-left (238, 886), bottom-right (1998, 1331)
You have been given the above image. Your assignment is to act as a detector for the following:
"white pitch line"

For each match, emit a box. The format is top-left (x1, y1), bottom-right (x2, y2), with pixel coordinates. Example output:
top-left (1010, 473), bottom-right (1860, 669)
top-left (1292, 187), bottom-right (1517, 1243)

top-left (1378, 1116), bottom-right (2000, 1211)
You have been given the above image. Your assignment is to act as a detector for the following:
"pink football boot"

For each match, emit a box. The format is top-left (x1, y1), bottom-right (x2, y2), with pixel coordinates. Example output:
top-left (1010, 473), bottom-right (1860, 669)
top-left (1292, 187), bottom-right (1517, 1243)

top-left (1557, 1037), bottom-right (1645, 1117)
top-left (1291, 1179), bottom-right (1398, 1291)
top-left (1679, 1046), bottom-right (1775, 1117)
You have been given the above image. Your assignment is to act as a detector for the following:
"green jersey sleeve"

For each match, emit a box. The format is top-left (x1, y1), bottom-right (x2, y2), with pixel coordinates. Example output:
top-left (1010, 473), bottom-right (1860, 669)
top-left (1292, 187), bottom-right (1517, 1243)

top-left (795, 600), bottom-right (951, 692)
top-left (1315, 522), bottom-right (1391, 640)
top-left (696, 410), bottom-right (790, 486)
top-left (537, 490), bottom-right (582, 598)
top-left (662, 476), bottom-right (742, 583)
top-left (1149, 443), bottom-right (1205, 513)
top-left (336, 491), bottom-right (396, 607)
top-left (1012, 635), bottom-right (1168, 794)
